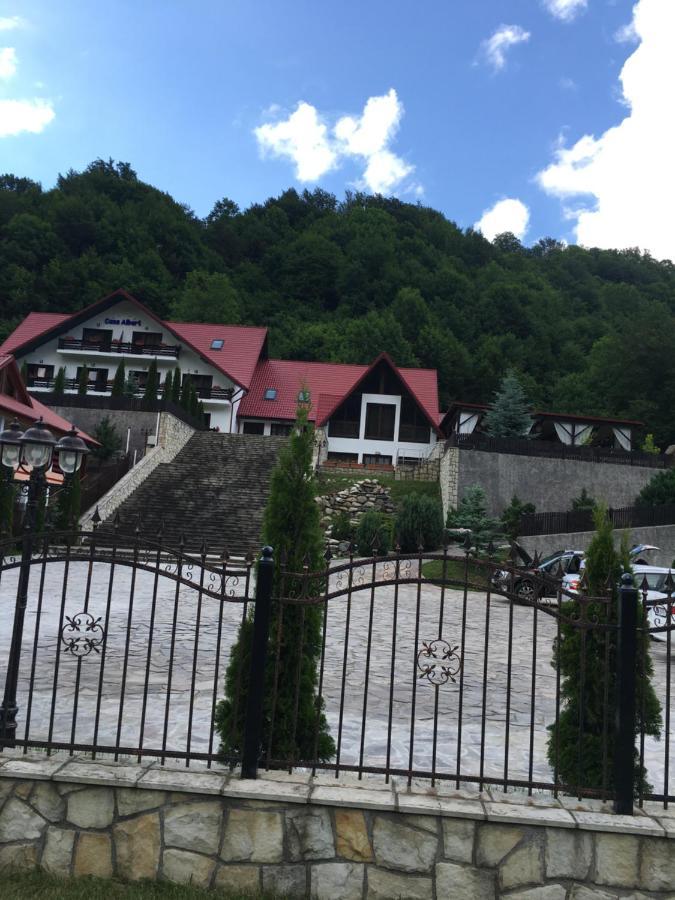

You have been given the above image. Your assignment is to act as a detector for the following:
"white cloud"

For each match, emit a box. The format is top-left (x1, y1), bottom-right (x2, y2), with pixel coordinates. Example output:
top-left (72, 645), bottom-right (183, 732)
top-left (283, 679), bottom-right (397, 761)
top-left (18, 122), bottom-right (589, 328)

top-left (255, 89), bottom-right (415, 195)
top-left (475, 198), bottom-right (530, 241)
top-left (0, 47), bottom-right (17, 79)
top-left (479, 25), bottom-right (531, 73)
top-left (254, 102), bottom-right (336, 182)
top-left (536, 0), bottom-right (675, 260)
top-left (615, 21), bottom-right (638, 44)
top-left (542, 0), bottom-right (587, 22)
top-left (0, 99), bottom-right (55, 137)
top-left (0, 16), bottom-right (23, 31)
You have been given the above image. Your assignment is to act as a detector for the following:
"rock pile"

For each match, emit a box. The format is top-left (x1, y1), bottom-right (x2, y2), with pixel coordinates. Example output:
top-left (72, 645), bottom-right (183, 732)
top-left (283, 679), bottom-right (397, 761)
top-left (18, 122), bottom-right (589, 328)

top-left (316, 479), bottom-right (395, 554)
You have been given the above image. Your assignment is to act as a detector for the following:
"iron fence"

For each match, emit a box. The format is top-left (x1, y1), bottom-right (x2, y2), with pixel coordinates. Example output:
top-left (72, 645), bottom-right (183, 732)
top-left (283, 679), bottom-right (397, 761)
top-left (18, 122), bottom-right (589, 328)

top-left (0, 518), bottom-right (673, 811)
top-left (520, 503), bottom-right (675, 536)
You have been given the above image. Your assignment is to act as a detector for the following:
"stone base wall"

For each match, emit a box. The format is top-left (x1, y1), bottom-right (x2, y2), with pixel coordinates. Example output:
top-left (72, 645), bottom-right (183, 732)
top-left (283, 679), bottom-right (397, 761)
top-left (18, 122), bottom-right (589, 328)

top-left (1, 755), bottom-right (675, 897)
top-left (440, 445), bottom-right (459, 519)
top-left (317, 479), bottom-right (395, 552)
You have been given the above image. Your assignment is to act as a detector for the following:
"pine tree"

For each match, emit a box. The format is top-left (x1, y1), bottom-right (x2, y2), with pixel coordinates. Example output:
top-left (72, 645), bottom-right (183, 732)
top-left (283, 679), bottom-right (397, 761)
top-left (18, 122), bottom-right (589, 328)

top-left (54, 475), bottom-right (81, 531)
top-left (215, 405), bottom-right (335, 763)
top-left (447, 484), bottom-right (501, 552)
top-left (53, 366), bottom-right (66, 396)
top-left (547, 506), bottom-right (661, 796)
top-left (92, 416), bottom-right (122, 461)
top-left (111, 361), bottom-right (126, 397)
top-left (180, 376), bottom-right (191, 410)
top-left (500, 494), bottom-right (535, 541)
top-left (482, 371), bottom-right (532, 438)
top-left (172, 366), bottom-right (182, 404)
top-left (77, 366), bottom-right (89, 396)
top-left (143, 358), bottom-right (159, 405)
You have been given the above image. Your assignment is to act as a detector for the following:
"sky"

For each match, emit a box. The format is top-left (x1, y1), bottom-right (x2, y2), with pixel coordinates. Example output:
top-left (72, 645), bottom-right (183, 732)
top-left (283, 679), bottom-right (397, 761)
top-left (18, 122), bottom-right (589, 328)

top-left (0, 0), bottom-right (672, 258)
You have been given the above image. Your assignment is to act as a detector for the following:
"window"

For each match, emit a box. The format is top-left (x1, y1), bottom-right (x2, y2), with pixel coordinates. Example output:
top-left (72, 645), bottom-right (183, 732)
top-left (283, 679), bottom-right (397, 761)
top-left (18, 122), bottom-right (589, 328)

top-left (210, 339), bottom-right (224, 350)
top-left (76, 367), bottom-right (109, 392)
top-left (327, 451), bottom-right (358, 463)
top-left (298, 390), bottom-right (310, 403)
top-left (132, 331), bottom-right (162, 349)
top-left (242, 421), bottom-right (265, 435)
top-left (364, 403), bottom-right (396, 441)
top-left (363, 453), bottom-right (393, 466)
top-left (328, 394), bottom-right (360, 439)
top-left (181, 373), bottom-right (213, 398)
top-left (82, 328), bottom-right (113, 351)
top-left (264, 388), bottom-right (277, 400)
top-left (26, 364), bottom-right (54, 387)
top-left (271, 422), bottom-right (292, 436)
top-left (398, 395), bottom-right (431, 444)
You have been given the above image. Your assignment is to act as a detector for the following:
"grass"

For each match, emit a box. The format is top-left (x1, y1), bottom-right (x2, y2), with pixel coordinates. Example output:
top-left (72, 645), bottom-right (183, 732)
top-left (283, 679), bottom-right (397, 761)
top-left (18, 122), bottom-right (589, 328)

top-left (421, 556), bottom-right (493, 590)
top-left (314, 472), bottom-right (441, 505)
top-left (4, 871), bottom-right (278, 900)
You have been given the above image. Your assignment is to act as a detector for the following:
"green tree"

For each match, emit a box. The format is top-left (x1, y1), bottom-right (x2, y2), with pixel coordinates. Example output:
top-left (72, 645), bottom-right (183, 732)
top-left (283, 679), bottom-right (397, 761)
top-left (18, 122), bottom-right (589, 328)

top-left (77, 366), bottom-right (89, 396)
top-left (171, 270), bottom-right (240, 323)
top-left (54, 474), bottom-right (81, 531)
top-left (180, 376), bottom-right (192, 410)
top-left (215, 405), bottom-right (335, 763)
top-left (162, 369), bottom-right (173, 399)
top-left (143, 358), bottom-right (159, 405)
top-left (0, 476), bottom-right (15, 539)
top-left (124, 373), bottom-right (139, 397)
top-left (635, 469), bottom-right (675, 507)
top-left (171, 366), bottom-right (182, 404)
top-left (52, 366), bottom-right (66, 396)
top-left (356, 510), bottom-right (393, 556)
top-left (111, 361), bottom-right (126, 397)
top-left (482, 371), bottom-right (532, 438)
top-left (92, 416), bottom-right (123, 461)
top-left (642, 434), bottom-right (660, 455)
top-left (447, 485), bottom-right (501, 552)
top-left (547, 507), bottom-right (661, 796)
top-left (500, 495), bottom-right (535, 542)
top-left (395, 495), bottom-right (444, 552)
top-left (571, 488), bottom-right (597, 511)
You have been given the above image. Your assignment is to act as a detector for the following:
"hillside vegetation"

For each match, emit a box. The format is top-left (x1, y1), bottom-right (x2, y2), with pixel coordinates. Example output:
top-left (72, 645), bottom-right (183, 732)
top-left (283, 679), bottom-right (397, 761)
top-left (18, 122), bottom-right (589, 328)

top-left (2, 160), bottom-right (675, 443)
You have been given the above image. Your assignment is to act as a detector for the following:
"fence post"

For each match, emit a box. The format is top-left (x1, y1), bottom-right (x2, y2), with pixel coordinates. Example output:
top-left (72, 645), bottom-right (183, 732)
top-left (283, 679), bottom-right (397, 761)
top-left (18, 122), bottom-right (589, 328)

top-left (614, 572), bottom-right (638, 814)
top-left (241, 545), bottom-right (274, 779)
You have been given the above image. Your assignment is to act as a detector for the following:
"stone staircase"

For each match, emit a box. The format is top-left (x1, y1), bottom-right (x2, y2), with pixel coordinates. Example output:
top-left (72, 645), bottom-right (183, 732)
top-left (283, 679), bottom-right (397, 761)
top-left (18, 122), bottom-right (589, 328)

top-left (96, 433), bottom-right (287, 555)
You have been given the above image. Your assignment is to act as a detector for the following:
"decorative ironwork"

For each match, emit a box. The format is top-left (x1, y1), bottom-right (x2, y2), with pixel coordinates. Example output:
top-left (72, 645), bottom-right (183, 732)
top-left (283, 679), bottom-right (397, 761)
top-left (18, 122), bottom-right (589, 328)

top-left (60, 613), bottom-right (106, 657)
top-left (417, 639), bottom-right (462, 685)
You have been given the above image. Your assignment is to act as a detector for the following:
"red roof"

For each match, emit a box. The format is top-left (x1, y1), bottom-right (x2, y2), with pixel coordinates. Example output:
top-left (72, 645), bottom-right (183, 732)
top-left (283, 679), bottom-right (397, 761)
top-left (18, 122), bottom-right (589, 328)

top-left (239, 353), bottom-right (441, 435)
top-left (0, 312), bottom-right (69, 355)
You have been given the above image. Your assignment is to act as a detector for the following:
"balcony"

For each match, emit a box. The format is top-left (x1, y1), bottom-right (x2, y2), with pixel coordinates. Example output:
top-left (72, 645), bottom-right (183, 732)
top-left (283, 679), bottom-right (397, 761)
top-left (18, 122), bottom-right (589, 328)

top-left (57, 338), bottom-right (181, 359)
top-left (197, 386), bottom-right (234, 401)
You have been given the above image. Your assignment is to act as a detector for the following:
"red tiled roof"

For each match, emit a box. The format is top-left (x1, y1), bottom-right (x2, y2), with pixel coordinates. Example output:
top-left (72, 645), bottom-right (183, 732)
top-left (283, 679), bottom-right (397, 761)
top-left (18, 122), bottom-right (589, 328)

top-left (167, 321), bottom-right (267, 390)
top-left (239, 354), bottom-right (441, 435)
top-left (0, 313), bottom-right (69, 355)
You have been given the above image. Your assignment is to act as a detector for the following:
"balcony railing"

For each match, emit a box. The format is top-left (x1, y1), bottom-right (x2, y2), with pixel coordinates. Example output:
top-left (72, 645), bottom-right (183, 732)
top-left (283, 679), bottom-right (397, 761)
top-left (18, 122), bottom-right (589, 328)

top-left (57, 338), bottom-right (181, 358)
top-left (28, 379), bottom-right (235, 401)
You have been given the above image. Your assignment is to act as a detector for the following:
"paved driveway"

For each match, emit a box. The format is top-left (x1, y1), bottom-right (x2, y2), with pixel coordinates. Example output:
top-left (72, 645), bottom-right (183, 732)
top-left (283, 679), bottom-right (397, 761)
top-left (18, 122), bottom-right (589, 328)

top-left (0, 558), bottom-right (670, 794)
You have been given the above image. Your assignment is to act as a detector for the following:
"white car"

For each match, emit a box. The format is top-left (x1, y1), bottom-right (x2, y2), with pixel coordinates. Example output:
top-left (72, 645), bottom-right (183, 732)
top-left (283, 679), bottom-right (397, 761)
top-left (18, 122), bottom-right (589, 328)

top-left (633, 565), bottom-right (674, 643)
top-left (561, 545), bottom-right (661, 596)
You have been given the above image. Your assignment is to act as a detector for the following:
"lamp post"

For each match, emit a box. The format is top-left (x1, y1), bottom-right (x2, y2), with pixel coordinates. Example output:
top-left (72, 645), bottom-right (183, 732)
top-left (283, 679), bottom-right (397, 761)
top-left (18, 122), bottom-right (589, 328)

top-left (0, 418), bottom-right (86, 746)
top-left (54, 426), bottom-right (89, 531)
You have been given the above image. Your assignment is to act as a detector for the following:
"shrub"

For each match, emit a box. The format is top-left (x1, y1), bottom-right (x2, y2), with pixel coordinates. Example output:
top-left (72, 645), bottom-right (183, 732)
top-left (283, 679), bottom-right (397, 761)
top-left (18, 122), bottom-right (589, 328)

top-left (92, 416), bottom-right (123, 462)
top-left (52, 366), bottom-right (66, 396)
top-left (395, 494), bottom-right (444, 552)
top-left (571, 488), bottom-right (596, 510)
top-left (500, 494), bottom-right (535, 541)
top-left (636, 468), bottom-right (675, 506)
top-left (111, 361), bottom-right (125, 397)
top-left (77, 366), bottom-right (88, 396)
top-left (330, 511), bottom-right (353, 542)
top-left (447, 484), bottom-right (501, 552)
top-left (356, 510), bottom-right (392, 556)
top-left (642, 433), bottom-right (660, 455)
top-left (143, 358), bottom-right (159, 405)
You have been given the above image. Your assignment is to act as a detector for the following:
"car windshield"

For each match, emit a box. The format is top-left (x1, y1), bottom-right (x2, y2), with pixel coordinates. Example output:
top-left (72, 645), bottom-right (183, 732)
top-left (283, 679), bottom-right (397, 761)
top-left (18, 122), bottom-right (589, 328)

top-left (538, 551), bottom-right (564, 568)
top-left (636, 572), bottom-right (670, 592)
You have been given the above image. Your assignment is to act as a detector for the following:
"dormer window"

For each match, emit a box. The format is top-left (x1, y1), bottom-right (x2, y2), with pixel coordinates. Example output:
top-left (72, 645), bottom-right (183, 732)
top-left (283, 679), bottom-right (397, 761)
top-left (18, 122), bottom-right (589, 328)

top-left (298, 390), bottom-right (310, 403)
top-left (211, 339), bottom-right (224, 350)
top-left (264, 388), bottom-right (277, 400)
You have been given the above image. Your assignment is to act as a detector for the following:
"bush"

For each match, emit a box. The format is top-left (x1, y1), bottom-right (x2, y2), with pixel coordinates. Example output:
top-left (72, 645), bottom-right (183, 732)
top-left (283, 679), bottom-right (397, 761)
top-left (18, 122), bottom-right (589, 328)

top-left (642, 433), bottom-right (660, 455)
top-left (111, 361), bottom-right (125, 397)
top-left (636, 468), bottom-right (675, 506)
top-left (500, 494), bottom-right (535, 541)
top-left (356, 510), bottom-right (392, 556)
top-left (53, 366), bottom-right (66, 396)
top-left (446, 484), bottom-right (501, 553)
top-left (92, 416), bottom-right (123, 461)
top-left (395, 494), bottom-right (444, 552)
top-left (571, 488), bottom-right (596, 510)
top-left (330, 511), bottom-right (353, 542)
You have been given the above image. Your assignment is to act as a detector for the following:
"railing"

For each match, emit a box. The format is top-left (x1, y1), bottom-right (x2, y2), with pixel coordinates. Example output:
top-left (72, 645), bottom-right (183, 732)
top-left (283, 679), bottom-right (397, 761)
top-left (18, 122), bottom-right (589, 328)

top-left (57, 338), bottom-right (181, 358)
top-left (520, 503), bottom-right (675, 536)
top-left (35, 392), bottom-right (207, 431)
top-left (29, 379), bottom-right (233, 403)
top-left (449, 432), bottom-right (671, 469)
top-left (0, 523), bottom-right (671, 810)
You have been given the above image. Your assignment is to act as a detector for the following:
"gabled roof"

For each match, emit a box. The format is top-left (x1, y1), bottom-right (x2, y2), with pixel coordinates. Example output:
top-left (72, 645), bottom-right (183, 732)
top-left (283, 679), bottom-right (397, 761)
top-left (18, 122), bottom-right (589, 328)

top-left (239, 352), bottom-right (442, 436)
top-left (0, 290), bottom-right (268, 390)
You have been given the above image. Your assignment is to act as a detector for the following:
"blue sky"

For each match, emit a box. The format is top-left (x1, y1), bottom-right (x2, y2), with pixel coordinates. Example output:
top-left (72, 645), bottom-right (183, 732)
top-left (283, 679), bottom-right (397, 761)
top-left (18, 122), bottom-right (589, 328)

top-left (1, 1), bottom-right (669, 256)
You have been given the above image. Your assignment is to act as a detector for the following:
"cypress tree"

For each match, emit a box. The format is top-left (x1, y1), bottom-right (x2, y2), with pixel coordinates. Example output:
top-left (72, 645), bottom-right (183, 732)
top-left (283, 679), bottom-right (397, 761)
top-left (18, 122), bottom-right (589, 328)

top-left (111, 361), bottom-right (126, 397)
top-left (77, 366), bottom-right (89, 396)
top-left (0, 476), bottom-right (15, 539)
top-left (215, 404), bottom-right (335, 763)
top-left (53, 366), bottom-right (66, 397)
top-left (143, 358), bottom-right (159, 405)
top-left (162, 369), bottom-right (173, 399)
top-left (172, 366), bottom-right (182, 404)
top-left (189, 385), bottom-right (200, 417)
top-left (482, 370), bottom-right (532, 438)
top-left (547, 507), bottom-right (661, 796)
top-left (54, 475), bottom-right (81, 532)
top-left (180, 376), bottom-right (191, 410)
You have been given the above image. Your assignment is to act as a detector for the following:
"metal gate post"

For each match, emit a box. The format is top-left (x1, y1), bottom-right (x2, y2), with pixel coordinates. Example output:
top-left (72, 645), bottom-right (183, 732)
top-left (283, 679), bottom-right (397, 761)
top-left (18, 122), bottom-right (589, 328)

top-left (0, 469), bottom-right (45, 747)
top-left (241, 545), bottom-right (274, 779)
top-left (614, 572), bottom-right (638, 814)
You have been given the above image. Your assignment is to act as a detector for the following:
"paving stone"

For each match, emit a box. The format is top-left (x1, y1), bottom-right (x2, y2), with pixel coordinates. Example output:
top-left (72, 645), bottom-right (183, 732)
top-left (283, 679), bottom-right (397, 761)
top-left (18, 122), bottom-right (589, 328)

top-left (30, 782), bottom-right (65, 823)
top-left (396, 793), bottom-right (442, 816)
top-left (138, 766), bottom-right (227, 795)
top-left (436, 797), bottom-right (486, 820)
top-left (640, 836), bottom-right (675, 891)
top-left (442, 818), bottom-right (475, 863)
top-left (1, 757), bottom-right (67, 780)
top-left (372, 816), bottom-right (438, 873)
top-left (595, 832), bottom-right (639, 888)
top-left (335, 809), bottom-right (373, 861)
top-left (286, 807), bottom-right (335, 861)
top-left (221, 809), bottom-right (283, 863)
top-left (164, 801), bottom-right (223, 855)
top-left (262, 864), bottom-right (307, 897)
top-left (545, 827), bottom-right (592, 880)
top-left (117, 787), bottom-right (166, 816)
top-left (310, 862), bottom-right (364, 900)
top-left (55, 760), bottom-right (146, 787)
top-left (226, 777), bottom-right (309, 804)
top-left (500, 837), bottom-right (544, 890)
top-left (572, 809), bottom-right (664, 836)
top-left (66, 787), bottom-right (114, 829)
top-left (475, 823), bottom-right (524, 866)
top-left (162, 849), bottom-right (215, 888)
top-left (74, 832), bottom-right (113, 878)
top-left (215, 865), bottom-right (261, 892)
top-left (435, 862), bottom-right (496, 899)
top-left (0, 796), bottom-right (47, 841)
top-left (0, 843), bottom-right (38, 870)
top-left (311, 784), bottom-right (393, 811)
top-left (506, 887), bottom-right (568, 900)
top-left (41, 826), bottom-right (75, 876)
top-left (114, 812), bottom-right (161, 880)
top-left (367, 867), bottom-right (432, 899)
top-left (485, 801), bottom-right (575, 829)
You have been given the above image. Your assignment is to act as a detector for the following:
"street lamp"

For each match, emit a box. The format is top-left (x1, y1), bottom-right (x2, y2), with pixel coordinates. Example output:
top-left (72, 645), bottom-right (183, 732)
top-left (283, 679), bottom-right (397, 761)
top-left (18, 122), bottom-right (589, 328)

top-left (20, 417), bottom-right (56, 470)
top-left (0, 420), bottom-right (23, 472)
top-left (55, 425), bottom-right (88, 475)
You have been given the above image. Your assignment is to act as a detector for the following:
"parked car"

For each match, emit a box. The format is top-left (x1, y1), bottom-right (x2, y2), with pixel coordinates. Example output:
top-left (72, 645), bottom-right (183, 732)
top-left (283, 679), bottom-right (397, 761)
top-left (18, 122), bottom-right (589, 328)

top-left (562, 545), bottom-right (661, 595)
top-left (632, 565), bottom-right (674, 642)
top-left (491, 544), bottom-right (584, 601)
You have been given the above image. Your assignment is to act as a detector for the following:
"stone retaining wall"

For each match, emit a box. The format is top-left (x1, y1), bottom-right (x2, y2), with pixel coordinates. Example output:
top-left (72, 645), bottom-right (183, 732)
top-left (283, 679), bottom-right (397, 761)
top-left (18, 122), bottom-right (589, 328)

top-left (317, 479), bottom-right (395, 552)
top-left (1, 754), bottom-right (675, 897)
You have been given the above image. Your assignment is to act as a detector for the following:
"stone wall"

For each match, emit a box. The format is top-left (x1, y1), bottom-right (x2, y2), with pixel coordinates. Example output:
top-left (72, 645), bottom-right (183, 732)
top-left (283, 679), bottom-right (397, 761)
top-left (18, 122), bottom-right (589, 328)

top-left (48, 405), bottom-right (162, 458)
top-left (439, 445), bottom-right (459, 520)
top-left (520, 523), bottom-right (675, 566)
top-left (1, 754), bottom-right (674, 897)
top-left (317, 479), bottom-right (395, 552)
top-left (80, 412), bottom-right (194, 527)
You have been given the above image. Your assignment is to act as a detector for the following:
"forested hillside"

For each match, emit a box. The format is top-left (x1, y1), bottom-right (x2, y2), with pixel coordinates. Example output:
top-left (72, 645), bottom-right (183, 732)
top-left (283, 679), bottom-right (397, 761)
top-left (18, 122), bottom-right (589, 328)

top-left (2, 159), bottom-right (675, 444)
